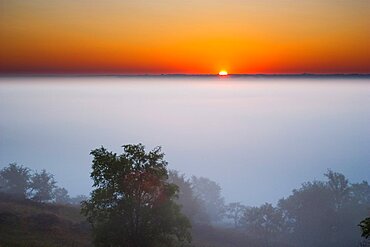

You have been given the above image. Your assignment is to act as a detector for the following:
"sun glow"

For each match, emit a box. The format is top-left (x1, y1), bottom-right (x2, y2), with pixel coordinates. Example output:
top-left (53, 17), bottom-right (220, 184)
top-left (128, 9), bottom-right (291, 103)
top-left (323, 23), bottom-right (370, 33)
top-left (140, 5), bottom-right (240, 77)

top-left (218, 70), bottom-right (228, 76)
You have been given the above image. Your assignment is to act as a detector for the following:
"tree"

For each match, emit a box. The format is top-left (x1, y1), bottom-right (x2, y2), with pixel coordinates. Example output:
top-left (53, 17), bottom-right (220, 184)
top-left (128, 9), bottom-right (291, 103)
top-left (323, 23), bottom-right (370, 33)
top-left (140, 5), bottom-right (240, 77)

top-left (191, 176), bottom-right (225, 223)
top-left (30, 169), bottom-right (57, 202)
top-left (54, 187), bottom-right (70, 204)
top-left (324, 170), bottom-right (350, 210)
top-left (168, 170), bottom-right (203, 223)
top-left (81, 144), bottom-right (191, 247)
top-left (350, 181), bottom-right (370, 205)
top-left (240, 203), bottom-right (284, 241)
top-left (277, 171), bottom-right (366, 247)
top-left (226, 202), bottom-right (246, 228)
top-left (359, 217), bottom-right (370, 239)
top-left (278, 181), bottom-right (335, 247)
top-left (0, 163), bottom-right (30, 198)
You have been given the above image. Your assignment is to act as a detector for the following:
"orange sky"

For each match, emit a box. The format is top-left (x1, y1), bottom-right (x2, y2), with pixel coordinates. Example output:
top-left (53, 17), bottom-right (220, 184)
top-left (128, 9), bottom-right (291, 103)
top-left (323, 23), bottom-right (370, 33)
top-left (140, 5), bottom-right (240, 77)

top-left (0, 0), bottom-right (369, 74)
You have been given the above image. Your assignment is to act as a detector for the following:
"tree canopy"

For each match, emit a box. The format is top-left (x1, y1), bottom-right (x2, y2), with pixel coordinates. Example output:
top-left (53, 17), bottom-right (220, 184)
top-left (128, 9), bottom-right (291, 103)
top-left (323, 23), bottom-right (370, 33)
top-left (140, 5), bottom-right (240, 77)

top-left (191, 176), bottom-right (225, 223)
top-left (30, 169), bottom-right (57, 202)
top-left (0, 163), bottom-right (30, 198)
top-left (359, 217), bottom-right (370, 239)
top-left (81, 144), bottom-right (191, 247)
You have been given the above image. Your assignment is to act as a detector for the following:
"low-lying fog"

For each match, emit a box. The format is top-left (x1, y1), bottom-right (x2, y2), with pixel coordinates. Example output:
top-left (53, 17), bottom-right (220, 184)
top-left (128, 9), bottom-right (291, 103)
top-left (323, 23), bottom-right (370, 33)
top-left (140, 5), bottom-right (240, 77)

top-left (0, 76), bottom-right (369, 205)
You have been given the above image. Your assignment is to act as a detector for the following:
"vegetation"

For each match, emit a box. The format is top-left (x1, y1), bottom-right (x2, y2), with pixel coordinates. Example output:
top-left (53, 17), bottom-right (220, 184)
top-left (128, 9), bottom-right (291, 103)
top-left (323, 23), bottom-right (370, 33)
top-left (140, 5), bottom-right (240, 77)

top-left (0, 163), bottom-right (88, 205)
top-left (359, 217), bottom-right (370, 239)
top-left (0, 192), bottom-right (91, 247)
top-left (81, 144), bottom-right (191, 247)
top-left (0, 145), bottom-right (369, 247)
top-left (0, 163), bottom-right (30, 199)
top-left (30, 169), bottom-right (57, 202)
top-left (169, 169), bottom-right (370, 247)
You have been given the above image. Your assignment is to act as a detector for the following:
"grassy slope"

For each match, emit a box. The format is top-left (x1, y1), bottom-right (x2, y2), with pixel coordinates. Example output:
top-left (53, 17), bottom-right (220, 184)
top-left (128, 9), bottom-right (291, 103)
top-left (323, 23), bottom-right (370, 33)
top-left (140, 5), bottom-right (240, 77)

top-left (0, 193), bottom-right (291, 247)
top-left (0, 193), bottom-right (91, 247)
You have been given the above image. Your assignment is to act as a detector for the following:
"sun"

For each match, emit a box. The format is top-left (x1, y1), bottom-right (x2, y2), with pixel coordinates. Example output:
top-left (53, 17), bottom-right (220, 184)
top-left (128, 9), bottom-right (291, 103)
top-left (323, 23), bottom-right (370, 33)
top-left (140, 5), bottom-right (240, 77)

top-left (218, 70), bottom-right (228, 76)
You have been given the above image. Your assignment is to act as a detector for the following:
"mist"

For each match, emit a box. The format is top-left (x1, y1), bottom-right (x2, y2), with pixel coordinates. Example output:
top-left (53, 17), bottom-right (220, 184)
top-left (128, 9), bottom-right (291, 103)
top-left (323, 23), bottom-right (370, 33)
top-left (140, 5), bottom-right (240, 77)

top-left (0, 76), bottom-right (369, 206)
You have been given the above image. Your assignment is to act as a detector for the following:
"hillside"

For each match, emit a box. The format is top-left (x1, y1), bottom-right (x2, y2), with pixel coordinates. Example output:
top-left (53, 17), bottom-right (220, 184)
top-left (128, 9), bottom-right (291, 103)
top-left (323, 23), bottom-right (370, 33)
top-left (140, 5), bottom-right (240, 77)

top-left (0, 192), bottom-right (290, 247)
top-left (0, 193), bottom-right (91, 247)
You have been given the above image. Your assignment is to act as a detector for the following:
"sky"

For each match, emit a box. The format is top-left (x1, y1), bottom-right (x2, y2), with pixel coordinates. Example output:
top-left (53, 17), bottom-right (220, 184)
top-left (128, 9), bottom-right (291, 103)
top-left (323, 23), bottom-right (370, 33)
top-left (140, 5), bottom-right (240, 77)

top-left (1, 0), bottom-right (370, 74)
top-left (0, 77), bottom-right (369, 205)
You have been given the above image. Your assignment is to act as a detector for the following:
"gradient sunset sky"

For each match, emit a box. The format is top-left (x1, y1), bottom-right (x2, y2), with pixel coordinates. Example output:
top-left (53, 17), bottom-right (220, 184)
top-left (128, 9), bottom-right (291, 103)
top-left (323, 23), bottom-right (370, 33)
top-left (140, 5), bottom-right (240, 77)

top-left (1, 0), bottom-right (369, 74)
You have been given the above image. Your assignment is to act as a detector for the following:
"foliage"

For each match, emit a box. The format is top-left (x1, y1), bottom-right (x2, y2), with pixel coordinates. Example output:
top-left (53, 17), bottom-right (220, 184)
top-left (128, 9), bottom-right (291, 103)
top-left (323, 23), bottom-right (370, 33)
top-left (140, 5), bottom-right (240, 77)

top-left (351, 181), bottom-right (370, 205)
top-left (0, 163), bottom-right (31, 198)
top-left (359, 217), bottom-right (370, 239)
top-left (30, 169), bottom-right (57, 202)
top-left (0, 163), bottom-right (89, 205)
top-left (1, 159), bottom-right (369, 247)
top-left (225, 202), bottom-right (246, 228)
top-left (240, 203), bottom-right (284, 241)
top-left (54, 187), bottom-right (70, 204)
top-left (278, 181), bottom-right (334, 246)
top-left (81, 144), bottom-right (191, 247)
top-left (168, 170), bottom-right (204, 223)
top-left (234, 170), bottom-right (370, 247)
top-left (276, 171), bottom-right (369, 247)
top-left (191, 176), bottom-right (225, 223)
top-left (324, 169), bottom-right (350, 210)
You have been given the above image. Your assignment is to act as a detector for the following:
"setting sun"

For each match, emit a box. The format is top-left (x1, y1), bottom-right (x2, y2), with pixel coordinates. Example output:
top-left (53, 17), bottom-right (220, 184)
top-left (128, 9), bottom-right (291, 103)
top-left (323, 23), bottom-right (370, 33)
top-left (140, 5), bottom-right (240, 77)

top-left (218, 70), bottom-right (228, 76)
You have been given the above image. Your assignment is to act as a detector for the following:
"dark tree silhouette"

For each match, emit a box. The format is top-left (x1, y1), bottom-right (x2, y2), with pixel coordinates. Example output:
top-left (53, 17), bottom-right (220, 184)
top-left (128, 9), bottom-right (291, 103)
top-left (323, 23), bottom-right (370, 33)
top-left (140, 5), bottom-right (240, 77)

top-left (240, 203), bottom-right (284, 242)
top-left (360, 217), bottom-right (370, 239)
top-left (54, 187), bottom-right (70, 204)
top-left (81, 144), bottom-right (191, 247)
top-left (324, 169), bottom-right (350, 210)
top-left (276, 171), bottom-right (369, 247)
top-left (278, 181), bottom-right (335, 247)
top-left (30, 169), bottom-right (57, 202)
top-left (0, 163), bottom-right (30, 198)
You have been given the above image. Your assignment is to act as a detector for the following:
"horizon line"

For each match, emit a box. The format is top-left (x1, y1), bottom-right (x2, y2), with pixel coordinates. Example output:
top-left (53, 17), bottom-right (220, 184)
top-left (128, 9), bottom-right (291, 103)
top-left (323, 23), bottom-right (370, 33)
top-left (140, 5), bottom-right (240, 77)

top-left (1, 73), bottom-right (370, 78)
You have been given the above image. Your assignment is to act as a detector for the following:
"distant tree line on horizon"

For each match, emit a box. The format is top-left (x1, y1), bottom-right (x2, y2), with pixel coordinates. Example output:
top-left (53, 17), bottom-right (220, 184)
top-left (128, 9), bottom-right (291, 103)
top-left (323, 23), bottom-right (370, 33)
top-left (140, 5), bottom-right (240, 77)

top-left (0, 163), bottom-right (87, 205)
top-left (169, 168), bottom-right (370, 247)
top-left (1, 144), bottom-right (370, 247)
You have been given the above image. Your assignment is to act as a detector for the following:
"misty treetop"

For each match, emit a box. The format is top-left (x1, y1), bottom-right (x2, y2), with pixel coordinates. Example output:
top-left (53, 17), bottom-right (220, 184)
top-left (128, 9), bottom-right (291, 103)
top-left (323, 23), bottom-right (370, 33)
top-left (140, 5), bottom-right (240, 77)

top-left (168, 171), bottom-right (227, 225)
top-left (0, 163), bottom-right (30, 198)
top-left (224, 170), bottom-right (370, 247)
top-left (0, 163), bottom-right (87, 205)
top-left (167, 168), bottom-right (370, 247)
top-left (164, 167), bottom-right (370, 247)
top-left (1, 148), bottom-right (369, 247)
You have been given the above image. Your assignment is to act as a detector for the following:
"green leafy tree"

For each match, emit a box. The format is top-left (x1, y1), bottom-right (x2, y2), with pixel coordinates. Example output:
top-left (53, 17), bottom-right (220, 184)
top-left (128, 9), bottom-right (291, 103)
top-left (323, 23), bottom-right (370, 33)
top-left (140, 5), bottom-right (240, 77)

top-left (277, 171), bottom-right (369, 247)
top-left (30, 169), bottom-right (57, 202)
top-left (241, 203), bottom-right (284, 241)
top-left (82, 144), bottom-right (191, 247)
top-left (0, 163), bottom-right (30, 198)
top-left (359, 217), bottom-right (370, 239)
top-left (278, 181), bottom-right (335, 247)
